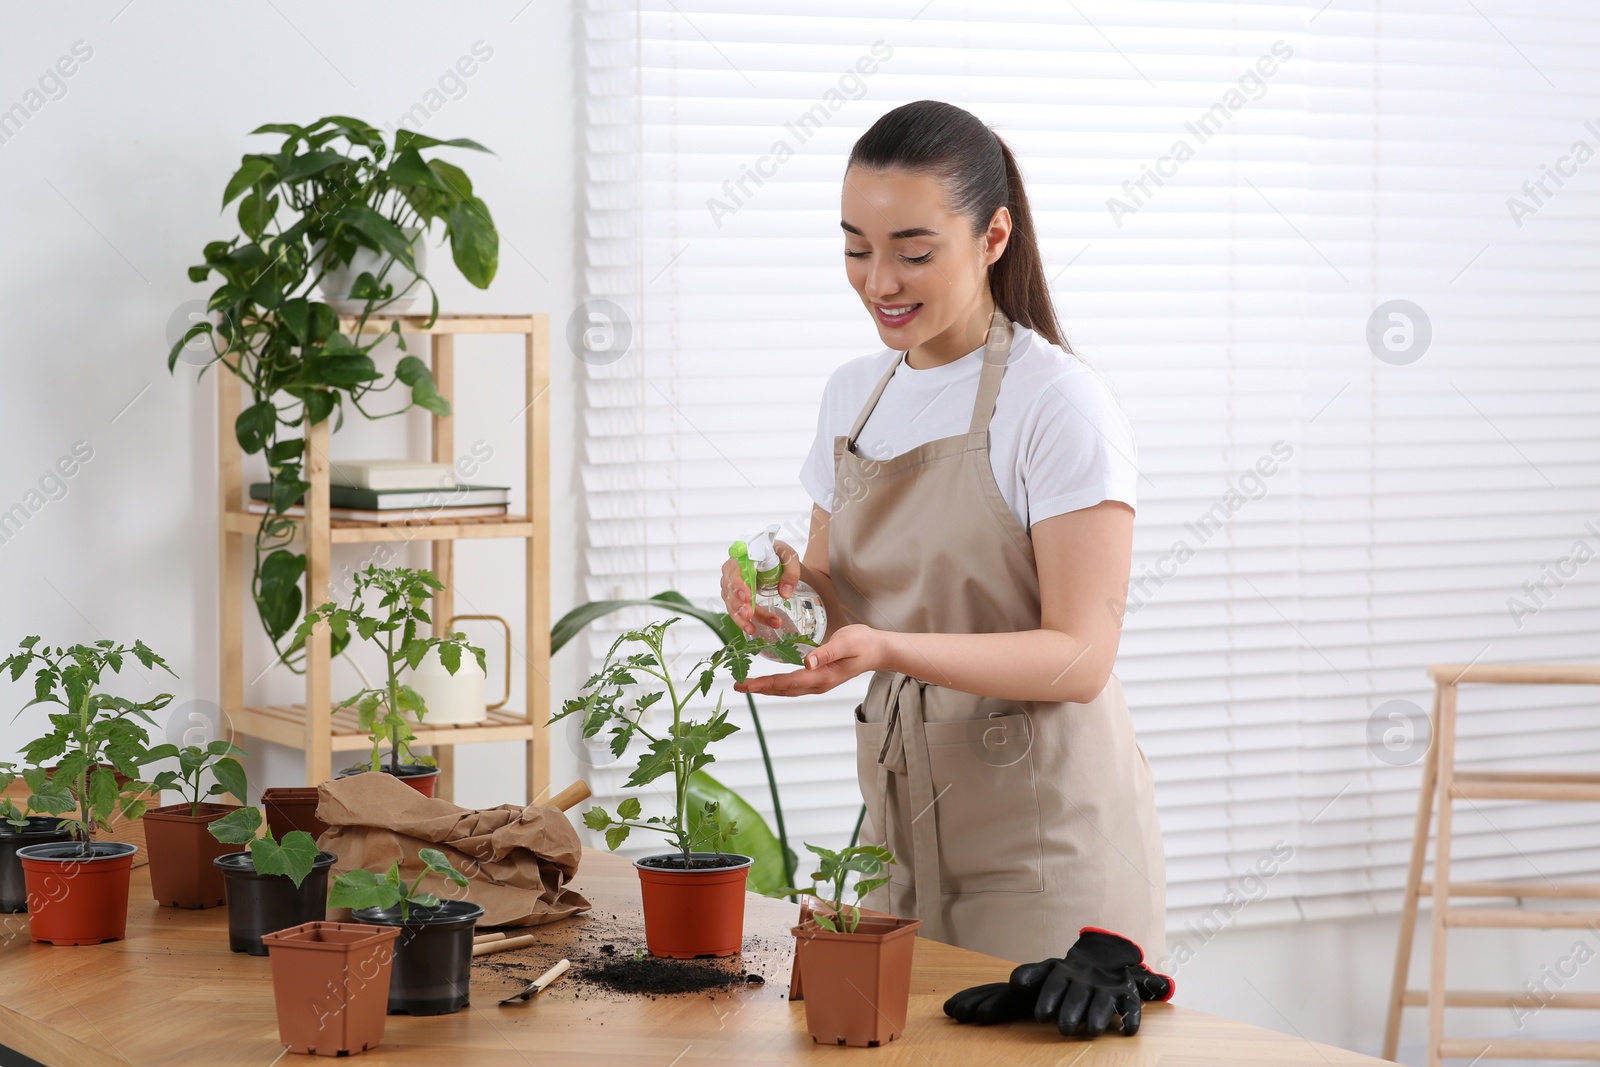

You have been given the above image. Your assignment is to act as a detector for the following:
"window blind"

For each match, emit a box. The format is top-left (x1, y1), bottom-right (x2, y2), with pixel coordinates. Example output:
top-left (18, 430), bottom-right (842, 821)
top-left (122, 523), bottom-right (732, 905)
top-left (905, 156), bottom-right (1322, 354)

top-left (578, 0), bottom-right (1600, 941)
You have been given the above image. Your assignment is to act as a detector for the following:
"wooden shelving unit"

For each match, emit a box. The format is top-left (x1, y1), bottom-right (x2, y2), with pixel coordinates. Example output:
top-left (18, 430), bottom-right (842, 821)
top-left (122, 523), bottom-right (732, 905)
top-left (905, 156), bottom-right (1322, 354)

top-left (217, 313), bottom-right (551, 803)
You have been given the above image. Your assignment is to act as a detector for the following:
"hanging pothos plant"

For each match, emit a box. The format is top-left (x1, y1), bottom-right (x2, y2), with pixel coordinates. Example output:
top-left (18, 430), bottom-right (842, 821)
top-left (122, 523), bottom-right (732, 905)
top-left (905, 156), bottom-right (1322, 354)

top-left (167, 115), bottom-right (499, 670)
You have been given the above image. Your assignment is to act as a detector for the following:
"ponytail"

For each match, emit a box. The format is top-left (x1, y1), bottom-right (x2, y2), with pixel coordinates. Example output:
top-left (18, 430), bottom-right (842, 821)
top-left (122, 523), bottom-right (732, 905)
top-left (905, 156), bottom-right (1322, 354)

top-left (847, 100), bottom-right (1068, 350)
top-left (991, 137), bottom-right (1064, 350)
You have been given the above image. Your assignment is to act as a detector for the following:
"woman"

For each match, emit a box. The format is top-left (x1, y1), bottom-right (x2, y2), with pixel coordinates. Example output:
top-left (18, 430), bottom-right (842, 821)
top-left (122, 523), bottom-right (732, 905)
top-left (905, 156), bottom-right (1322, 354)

top-left (722, 100), bottom-right (1167, 969)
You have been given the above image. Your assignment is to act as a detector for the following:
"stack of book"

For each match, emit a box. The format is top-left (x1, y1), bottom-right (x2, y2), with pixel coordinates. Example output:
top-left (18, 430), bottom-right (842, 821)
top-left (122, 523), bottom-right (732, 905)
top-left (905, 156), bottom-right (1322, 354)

top-left (247, 460), bottom-right (510, 524)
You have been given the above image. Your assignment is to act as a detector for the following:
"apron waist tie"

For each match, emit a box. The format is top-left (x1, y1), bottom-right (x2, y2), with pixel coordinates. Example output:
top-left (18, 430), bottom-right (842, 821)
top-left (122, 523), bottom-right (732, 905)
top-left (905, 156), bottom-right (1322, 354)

top-left (875, 673), bottom-right (944, 942)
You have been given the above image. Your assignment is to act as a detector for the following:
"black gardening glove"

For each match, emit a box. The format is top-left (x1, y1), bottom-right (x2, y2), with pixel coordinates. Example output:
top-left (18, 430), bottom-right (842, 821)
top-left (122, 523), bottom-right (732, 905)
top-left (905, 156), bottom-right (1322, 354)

top-left (1032, 927), bottom-right (1173, 1037)
top-left (944, 927), bottom-right (1174, 1036)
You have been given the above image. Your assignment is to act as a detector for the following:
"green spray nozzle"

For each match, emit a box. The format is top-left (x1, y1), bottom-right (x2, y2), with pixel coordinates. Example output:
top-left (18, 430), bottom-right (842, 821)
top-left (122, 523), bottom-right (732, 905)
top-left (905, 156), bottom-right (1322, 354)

top-left (729, 541), bottom-right (758, 603)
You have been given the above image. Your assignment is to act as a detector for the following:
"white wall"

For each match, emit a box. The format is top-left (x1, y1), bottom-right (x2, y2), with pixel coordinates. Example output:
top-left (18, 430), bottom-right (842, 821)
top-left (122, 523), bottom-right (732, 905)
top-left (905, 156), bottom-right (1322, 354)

top-left (0, 5), bottom-right (1588, 1065)
top-left (0, 1), bottom-right (582, 808)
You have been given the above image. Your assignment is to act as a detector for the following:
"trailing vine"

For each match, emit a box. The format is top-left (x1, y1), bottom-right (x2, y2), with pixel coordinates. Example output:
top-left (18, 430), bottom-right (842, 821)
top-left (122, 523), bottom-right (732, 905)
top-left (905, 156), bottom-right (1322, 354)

top-left (168, 116), bottom-right (499, 670)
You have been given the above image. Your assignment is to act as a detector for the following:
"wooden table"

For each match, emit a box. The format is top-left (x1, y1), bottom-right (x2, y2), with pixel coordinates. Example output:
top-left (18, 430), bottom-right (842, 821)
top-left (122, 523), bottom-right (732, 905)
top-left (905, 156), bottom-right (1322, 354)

top-left (0, 849), bottom-right (1387, 1065)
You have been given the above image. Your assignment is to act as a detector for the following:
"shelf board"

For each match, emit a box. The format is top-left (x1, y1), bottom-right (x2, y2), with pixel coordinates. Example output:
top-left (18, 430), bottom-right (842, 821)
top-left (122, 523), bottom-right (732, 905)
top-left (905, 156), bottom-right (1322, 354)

top-left (223, 510), bottom-right (535, 544)
top-left (231, 704), bottom-right (537, 752)
top-left (336, 313), bottom-right (540, 335)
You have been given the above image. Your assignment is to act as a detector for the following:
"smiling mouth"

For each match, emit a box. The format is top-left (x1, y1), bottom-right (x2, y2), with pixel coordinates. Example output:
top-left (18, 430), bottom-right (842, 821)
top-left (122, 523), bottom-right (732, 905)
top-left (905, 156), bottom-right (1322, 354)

top-left (874, 303), bottom-right (922, 326)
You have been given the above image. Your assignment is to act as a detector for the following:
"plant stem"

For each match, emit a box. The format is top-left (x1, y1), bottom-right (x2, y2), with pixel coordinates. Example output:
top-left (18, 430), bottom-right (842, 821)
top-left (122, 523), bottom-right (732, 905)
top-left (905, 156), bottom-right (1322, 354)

top-left (76, 687), bottom-right (90, 849)
top-left (386, 628), bottom-right (401, 775)
top-left (648, 630), bottom-right (691, 866)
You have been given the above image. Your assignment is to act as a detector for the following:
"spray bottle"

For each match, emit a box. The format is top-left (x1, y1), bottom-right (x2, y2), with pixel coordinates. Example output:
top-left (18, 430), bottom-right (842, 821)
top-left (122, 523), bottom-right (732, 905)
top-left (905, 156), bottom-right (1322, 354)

top-left (728, 524), bottom-right (827, 662)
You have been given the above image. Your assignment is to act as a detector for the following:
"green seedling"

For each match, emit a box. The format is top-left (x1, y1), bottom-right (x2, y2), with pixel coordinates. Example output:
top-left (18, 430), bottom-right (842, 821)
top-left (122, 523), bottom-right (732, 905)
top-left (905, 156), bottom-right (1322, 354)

top-left (208, 804), bottom-right (319, 888)
top-left (0, 763), bottom-right (33, 831)
top-left (3, 637), bottom-right (174, 847)
top-left (297, 564), bottom-right (484, 777)
top-left (551, 618), bottom-right (814, 868)
top-left (328, 847), bottom-right (469, 921)
top-left (778, 843), bottom-right (896, 934)
top-left (144, 740), bottom-right (248, 816)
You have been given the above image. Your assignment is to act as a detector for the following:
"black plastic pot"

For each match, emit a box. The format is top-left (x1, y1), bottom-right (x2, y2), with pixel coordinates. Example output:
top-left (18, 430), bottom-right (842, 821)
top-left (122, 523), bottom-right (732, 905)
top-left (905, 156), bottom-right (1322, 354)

top-left (215, 850), bottom-right (337, 956)
top-left (0, 818), bottom-right (72, 912)
top-left (353, 899), bottom-right (485, 1016)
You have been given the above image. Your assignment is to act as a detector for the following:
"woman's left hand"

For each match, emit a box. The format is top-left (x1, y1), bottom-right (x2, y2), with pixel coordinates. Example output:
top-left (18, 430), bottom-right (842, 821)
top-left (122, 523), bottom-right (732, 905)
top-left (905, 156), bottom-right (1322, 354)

top-left (735, 624), bottom-right (884, 697)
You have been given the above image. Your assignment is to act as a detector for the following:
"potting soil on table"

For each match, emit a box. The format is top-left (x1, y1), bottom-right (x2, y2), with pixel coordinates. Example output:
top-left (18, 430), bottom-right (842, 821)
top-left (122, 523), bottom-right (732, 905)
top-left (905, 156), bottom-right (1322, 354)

top-left (473, 910), bottom-right (781, 1002)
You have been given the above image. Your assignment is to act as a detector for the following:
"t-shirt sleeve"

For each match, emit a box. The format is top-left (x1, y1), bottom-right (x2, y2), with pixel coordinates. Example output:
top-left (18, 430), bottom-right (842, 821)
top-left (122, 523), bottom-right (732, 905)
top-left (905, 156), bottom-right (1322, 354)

top-left (1022, 368), bottom-right (1139, 526)
top-left (799, 373), bottom-right (840, 512)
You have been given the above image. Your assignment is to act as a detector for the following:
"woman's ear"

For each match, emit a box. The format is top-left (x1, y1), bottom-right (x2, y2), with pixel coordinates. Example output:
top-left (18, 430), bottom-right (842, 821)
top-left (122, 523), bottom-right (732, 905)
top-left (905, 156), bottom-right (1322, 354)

top-left (983, 205), bottom-right (1013, 267)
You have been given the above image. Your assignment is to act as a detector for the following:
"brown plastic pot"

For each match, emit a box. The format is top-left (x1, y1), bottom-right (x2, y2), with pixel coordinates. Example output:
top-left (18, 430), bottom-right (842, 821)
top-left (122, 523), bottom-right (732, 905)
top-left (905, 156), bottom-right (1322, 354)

top-left (142, 802), bottom-right (239, 909)
top-left (17, 840), bottom-right (139, 945)
top-left (335, 765), bottom-right (439, 799)
top-left (634, 852), bottom-right (751, 958)
top-left (261, 921), bottom-right (401, 1057)
top-left (261, 787), bottom-right (330, 843)
top-left (792, 914), bottom-right (922, 1047)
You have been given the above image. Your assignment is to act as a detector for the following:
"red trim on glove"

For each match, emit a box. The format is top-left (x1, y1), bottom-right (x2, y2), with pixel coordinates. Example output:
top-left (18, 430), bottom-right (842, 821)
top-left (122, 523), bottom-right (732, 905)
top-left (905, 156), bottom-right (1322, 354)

top-left (1077, 926), bottom-right (1176, 1002)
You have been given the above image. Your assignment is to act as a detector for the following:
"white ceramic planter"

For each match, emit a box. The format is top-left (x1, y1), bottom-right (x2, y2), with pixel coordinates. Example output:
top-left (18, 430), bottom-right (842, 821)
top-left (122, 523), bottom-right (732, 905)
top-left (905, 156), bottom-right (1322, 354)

top-left (404, 646), bottom-right (487, 725)
top-left (315, 228), bottom-right (427, 313)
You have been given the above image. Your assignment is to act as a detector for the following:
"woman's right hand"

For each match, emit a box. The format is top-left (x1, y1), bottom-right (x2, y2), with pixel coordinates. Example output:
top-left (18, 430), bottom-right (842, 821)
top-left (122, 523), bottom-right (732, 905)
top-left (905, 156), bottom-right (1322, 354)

top-left (720, 556), bottom-right (757, 634)
top-left (720, 542), bottom-right (801, 634)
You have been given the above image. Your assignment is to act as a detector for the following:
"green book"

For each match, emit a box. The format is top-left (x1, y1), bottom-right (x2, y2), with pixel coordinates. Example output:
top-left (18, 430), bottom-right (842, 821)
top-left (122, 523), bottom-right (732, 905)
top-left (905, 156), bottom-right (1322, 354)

top-left (248, 482), bottom-right (509, 510)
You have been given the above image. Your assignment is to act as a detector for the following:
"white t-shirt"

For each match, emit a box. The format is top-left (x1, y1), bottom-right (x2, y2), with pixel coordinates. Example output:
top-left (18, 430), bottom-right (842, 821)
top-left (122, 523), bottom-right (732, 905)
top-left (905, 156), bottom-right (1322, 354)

top-left (800, 322), bottom-right (1139, 530)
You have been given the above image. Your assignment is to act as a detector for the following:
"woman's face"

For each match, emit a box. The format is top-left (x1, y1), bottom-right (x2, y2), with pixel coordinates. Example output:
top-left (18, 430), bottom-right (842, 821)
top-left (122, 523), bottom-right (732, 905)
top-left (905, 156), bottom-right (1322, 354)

top-left (841, 165), bottom-right (1010, 357)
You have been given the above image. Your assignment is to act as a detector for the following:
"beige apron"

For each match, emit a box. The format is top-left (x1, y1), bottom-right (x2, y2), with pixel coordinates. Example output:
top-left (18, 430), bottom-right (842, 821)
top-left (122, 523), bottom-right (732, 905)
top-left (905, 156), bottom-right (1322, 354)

top-left (830, 309), bottom-right (1167, 964)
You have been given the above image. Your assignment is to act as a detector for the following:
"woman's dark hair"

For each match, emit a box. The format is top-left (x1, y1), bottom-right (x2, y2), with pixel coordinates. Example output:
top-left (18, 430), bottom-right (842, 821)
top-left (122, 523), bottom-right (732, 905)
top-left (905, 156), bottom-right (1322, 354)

top-left (847, 100), bottom-right (1067, 350)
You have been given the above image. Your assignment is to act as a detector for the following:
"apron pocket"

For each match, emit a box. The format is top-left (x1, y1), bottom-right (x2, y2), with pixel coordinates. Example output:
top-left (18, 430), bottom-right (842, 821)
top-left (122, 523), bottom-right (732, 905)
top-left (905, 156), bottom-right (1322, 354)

top-left (853, 705), bottom-right (894, 858)
top-left (921, 713), bottom-right (1044, 895)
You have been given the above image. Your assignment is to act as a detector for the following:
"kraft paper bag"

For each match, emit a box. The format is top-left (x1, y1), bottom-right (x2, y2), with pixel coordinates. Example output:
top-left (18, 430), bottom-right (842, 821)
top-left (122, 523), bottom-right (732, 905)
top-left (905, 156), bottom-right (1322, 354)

top-left (315, 772), bottom-right (589, 927)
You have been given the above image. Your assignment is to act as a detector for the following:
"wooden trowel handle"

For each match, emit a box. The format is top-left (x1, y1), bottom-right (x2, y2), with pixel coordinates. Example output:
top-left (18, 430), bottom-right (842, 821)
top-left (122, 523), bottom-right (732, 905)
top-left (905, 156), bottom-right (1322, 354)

top-left (547, 780), bottom-right (591, 812)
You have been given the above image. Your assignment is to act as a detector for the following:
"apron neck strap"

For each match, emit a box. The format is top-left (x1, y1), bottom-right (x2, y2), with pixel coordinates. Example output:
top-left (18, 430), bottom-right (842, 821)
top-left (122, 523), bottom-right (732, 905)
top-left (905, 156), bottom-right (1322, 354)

top-left (968, 307), bottom-right (1013, 436)
top-left (845, 307), bottom-right (1016, 447)
top-left (846, 351), bottom-right (902, 446)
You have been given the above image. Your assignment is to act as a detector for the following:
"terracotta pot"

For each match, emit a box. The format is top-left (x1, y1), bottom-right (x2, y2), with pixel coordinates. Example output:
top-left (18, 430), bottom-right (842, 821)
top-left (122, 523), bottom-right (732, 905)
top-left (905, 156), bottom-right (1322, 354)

top-left (261, 921), bottom-right (401, 1056)
top-left (792, 915), bottom-right (922, 1047)
top-left (16, 840), bottom-right (139, 945)
top-left (634, 853), bottom-right (752, 958)
top-left (261, 787), bottom-right (330, 843)
top-left (216, 850), bottom-right (337, 955)
top-left (142, 802), bottom-right (239, 909)
top-left (336, 765), bottom-right (439, 799)
top-left (0, 818), bottom-right (72, 912)
top-left (353, 899), bottom-right (485, 1015)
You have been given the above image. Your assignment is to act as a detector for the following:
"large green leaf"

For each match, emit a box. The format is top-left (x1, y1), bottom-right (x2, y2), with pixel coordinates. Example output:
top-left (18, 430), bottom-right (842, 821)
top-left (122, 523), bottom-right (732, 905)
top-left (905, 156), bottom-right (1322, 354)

top-left (387, 148), bottom-right (450, 194)
top-left (328, 867), bottom-right (402, 911)
top-left (221, 155), bottom-right (277, 208)
top-left (235, 401), bottom-right (277, 455)
top-left (211, 757), bottom-right (248, 804)
top-left (87, 766), bottom-right (119, 824)
top-left (237, 190), bottom-right (279, 241)
top-left (333, 203), bottom-right (416, 270)
top-left (208, 804), bottom-right (263, 844)
top-left (687, 770), bottom-right (793, 898)
top-left (446, 196), bottom-right (497, 288)
top-left (279, 149), bottom-right (348, 182)
top-left (257, 550), bottom-right (307, 642)
top-left (395, 356), bottom-right (450, 416)
top-left (550, 593), bottom-right (737, 656)
top-left (427, 159), bottom-right (472, 200)
top-left (320, 354), bottom-right (381, 388)
top-left (394, 130), bottom-right (492, 154)
top-left (250, 829), bottom-right (319, 887)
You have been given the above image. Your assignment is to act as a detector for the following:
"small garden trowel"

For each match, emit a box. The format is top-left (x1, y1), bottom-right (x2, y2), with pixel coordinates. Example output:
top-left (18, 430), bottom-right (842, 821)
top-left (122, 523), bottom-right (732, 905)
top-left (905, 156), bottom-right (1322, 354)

top-left (498, 958), bottom-right (571, 1005)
